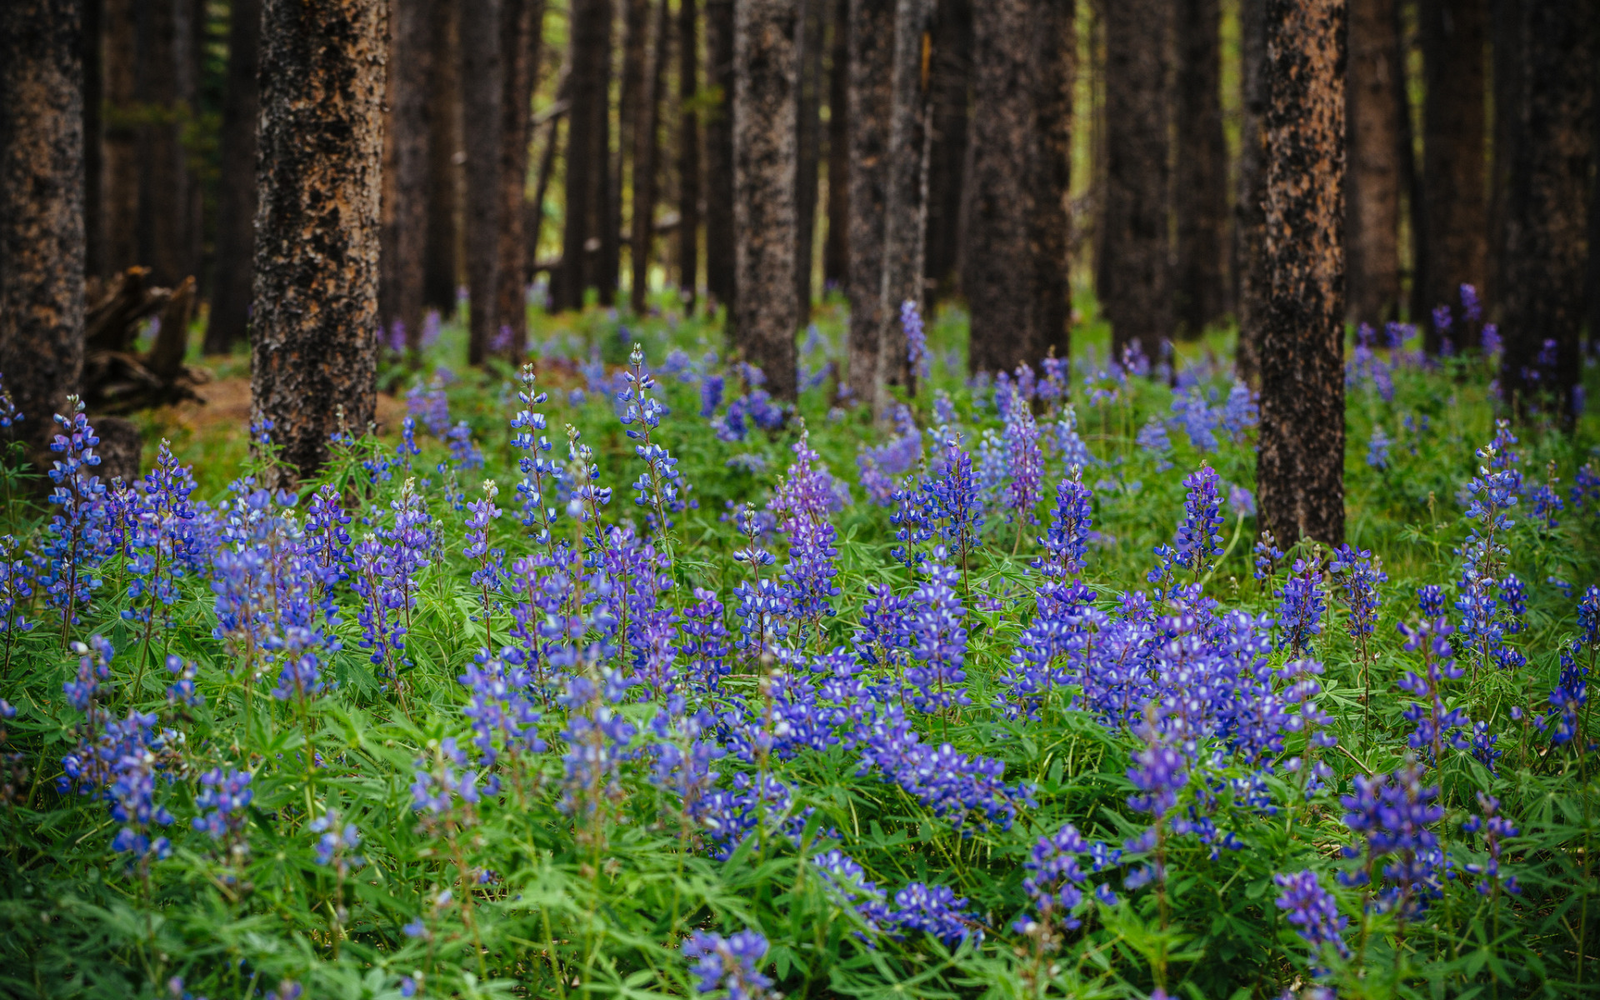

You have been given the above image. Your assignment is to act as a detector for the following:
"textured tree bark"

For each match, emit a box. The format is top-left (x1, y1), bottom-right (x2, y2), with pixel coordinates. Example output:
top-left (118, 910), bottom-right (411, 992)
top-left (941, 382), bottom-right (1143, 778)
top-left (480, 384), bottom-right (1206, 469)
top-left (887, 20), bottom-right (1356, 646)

top-left (1343, 0), bottom-right (1401, 325)
top-left (495, 0), bottom-right (543, 357)
top-left (595, 1), bottom-right (620, 308)
top-left (794, 0), bottom-right (826, 323)
top-left (630, 0), bottom-right (668, 314)
top-left (1257, 0), bottom-right (1346, 546)
top-left (461, 0), bottom-right (503, 362)
top-left (423, 0), bottom-right (461, 316)
top-left (378, 0), bottom-right (431, 357)
top-left (1099, 0), bottom-right (1171, 359)
top-left (556, 0), bottom-right (616, 311)
top-left (1415, 0), bottom-right (1486, 339)
top-left (103, 0), bottom-right (139, 276)
top-left (732, 0), bottom-right (799, 399)
top-left (250, 0), bottom-right (385, 484)
top-left (678, 0), bottom-right (702, 307)
top-left (874, 0), bottom-right (935, 401)
top-left (205, 0), bottom-right (264, 355)
top-left (1496, 0), bottom-right (1594, 425)
top-left (923, 0), bottom-right (970, 298)
top-left (1174, 0), bottom-right (1229, 336)
top-left (1029, 0), bottom-right (1073, 363)
top-left (83, 0), bottom-right (105, 281)
top-left (136, 0), bottom-right (197, 288)
top-left (821, 0), bottom-right (850, 289)
top-left (621, 0), bottom-right (651, 302)
top-left (704, 0), bottom-right (738, 315)
top-left (845, 0), bottom-right (892, 405)
top-left (1233, 0), bottom-right (1266, 381)
top-left (0, 0), bottom-right (87, 463)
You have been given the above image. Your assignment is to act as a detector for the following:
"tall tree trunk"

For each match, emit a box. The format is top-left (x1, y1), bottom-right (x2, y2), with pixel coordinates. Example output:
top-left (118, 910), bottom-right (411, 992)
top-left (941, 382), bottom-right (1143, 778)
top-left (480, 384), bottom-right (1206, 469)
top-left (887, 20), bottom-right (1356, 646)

top-left (557, 0), bottom-right (615, 311)
top-left (923, 0), bottom-right (970, 298)
top-left (1496, 0), bottom-right (1594, 424)
top-left (1257, 0), bottom-right (1346, 545)
top-left (390, 0), bottom-right (432, 355)
top-left (704, 0), bottom-right (738, 314)
top-left (844, 0), bottom-right (892, 405)
top-left (874, 0), bottom-right (934, 400)
top-left (0, 0), bottom-right (86, 463)
top-left (794, 0), bottom-right (825, 322)
top-left (964, 0), bottom-right (1034, 374)
top-left (423, 0), bottom-right (461, 316)
top-left (630, 0), bottom-right (668, 313)
top-left (821, 0), bottom-right (850, 289)
top-left (1233, 0), bottom-right (1267, 380)
top-left (1030, 0), bottom-right (1074, 362)
top-left (1415, 0), bottom-right (1486, 337)
top-left (678, 0), bottom-right (701, 307)
top-left (496, 0), bottom-right (543, 357)
top-left (529, 65), bottom-right (569, 279)
top-left (83, 0), bottom-right (104, 280)
top-left (461, 0), bottom-right (503, 362)
top-left (1099, 0), bottom-right (1171, 359)
top-left (136, 0), bottom-right (196, 287)
top-left (620, 0), bottom-right (650, 308)
top-left (251, 0), bottom-right (385, 484)
top-left (732, 0), bottom-right (799, 398)
top-left (204, 0), bottom-right (263, 354)
top-left (1173, 0), bottom-right (1229, 335)
top-left (104, 0), bottom-right (138, 276)
top-left (596, 1), bottom-right (620, 307)
top-left (1344, 0), bottom-right (1401, 324)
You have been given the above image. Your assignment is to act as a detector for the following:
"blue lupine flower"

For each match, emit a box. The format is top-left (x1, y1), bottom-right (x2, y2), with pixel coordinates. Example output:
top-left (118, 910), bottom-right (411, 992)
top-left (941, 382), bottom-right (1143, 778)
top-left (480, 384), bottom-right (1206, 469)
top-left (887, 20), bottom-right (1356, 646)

top-left (1274, 870), bottom-right (1348, 959)
top-left (902, 299), bottom-right (929, 380)
top-left (1277, 559), bottom-right (1325, 656)
top-left (683, 929), bottom-right (773, 1000)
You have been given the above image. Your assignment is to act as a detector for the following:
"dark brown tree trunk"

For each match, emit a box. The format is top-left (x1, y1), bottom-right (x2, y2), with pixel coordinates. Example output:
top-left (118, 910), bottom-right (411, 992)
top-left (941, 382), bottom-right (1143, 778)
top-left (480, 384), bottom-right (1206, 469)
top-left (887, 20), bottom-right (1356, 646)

top-left (1485, 0), bottom-right (1518, 314)
top-left (0, 0), bottom-right (86, 462)
top-left (1257, 0), bottom-right (1346, 545)
top-left (423, 0), bottom-right (461, 316)
top-left (1030, 0), bottom-right (1073, 361)
top-left (1099, 0), bottom-right (1171, 359)
top-left (136, 0), bottom-right (196, 287)
top-left (732, 0), bottom-right (799, 398)
top-left (496, 0), bottom-right (543, 357)
top-left (1234, 0), bottom-right (1267, 380)
top-left (204, 0), bottom-right (263, 354)
top-left (704, 0), bottom-right (738, 314)
top-left (529, 67), bottom-right (569, 278)
top-left (1496, 0), bottom-right (1594, 424)
top-left (1344, 0), bottom-right (1401, 325)
top-left (461, 0), bottom-right (503, 362)
top-left (83, 0), bottom-right (104, 281)
top-left (596, 1), bottom-right (620, 308)
top-left (678, 0), bottom-right (702, 307)
top-left (845, 0), bottom-right (892, 404)
top-left (104, 0), bottom-right (138, 276)
top-left (383, 0), bottom-right (431, 356)
top-left (874, 0), bottom-right (935, 400)
top-left (621, 0), bottom-right (651, 293)
top-left (964, 0), bottom-right (1034, 374)
top-left (1415, 0), bottom-right (1486, 337)
top-left (1173, 0), bottom-right (1229, 335)
top-left (923, 0), bottom-right (970, 298)
top-left (250, 0), bottom-right (385, 484)
top-left (556, 0), bottom-right (616, 311)
top-left (630, 0), bottom-right (668, 313)
top-left (821, 0), bottom-right (850, 289)
top-left (794, 0), bottom-right (825, 322)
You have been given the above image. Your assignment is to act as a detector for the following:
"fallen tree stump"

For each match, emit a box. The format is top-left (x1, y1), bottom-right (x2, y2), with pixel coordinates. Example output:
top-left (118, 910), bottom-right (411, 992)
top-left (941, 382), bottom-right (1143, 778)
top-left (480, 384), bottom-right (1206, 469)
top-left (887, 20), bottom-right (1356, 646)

top-left (83, 268), bottom-right (209, 415)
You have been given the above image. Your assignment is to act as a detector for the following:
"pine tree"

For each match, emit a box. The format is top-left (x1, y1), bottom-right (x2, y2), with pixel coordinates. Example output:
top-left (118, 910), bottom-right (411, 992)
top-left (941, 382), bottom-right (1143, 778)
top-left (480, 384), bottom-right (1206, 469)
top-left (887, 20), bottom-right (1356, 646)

top-left (1174, 0), bottom-right (1229, 335)
top-left (1344, 0), bottom-right (1402, 324)
top-left (0, 0), bottom-right (86, 462)
top-left (205, 0), bottom-right (264, 354)
top-left (732, 0), bottom-right (800, 398)
top-left (844, 0), bottom-right (892, 405)
top-left (250, 0), bottom-right (385, 483)
top-left (1256, 0), bottom-right (1346, 545)
top-left (704, 0), bottom-right (738, 314)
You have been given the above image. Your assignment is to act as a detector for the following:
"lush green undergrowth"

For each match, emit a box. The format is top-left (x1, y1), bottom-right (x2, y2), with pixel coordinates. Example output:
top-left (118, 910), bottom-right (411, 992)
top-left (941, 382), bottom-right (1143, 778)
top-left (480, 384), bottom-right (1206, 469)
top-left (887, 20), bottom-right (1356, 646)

top-left (2, 293), bottom-right (1598, 1000)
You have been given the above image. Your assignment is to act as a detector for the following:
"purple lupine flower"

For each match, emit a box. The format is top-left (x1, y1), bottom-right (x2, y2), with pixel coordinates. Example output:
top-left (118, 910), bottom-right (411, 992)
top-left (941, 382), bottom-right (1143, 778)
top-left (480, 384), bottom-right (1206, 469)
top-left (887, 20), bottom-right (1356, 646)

top-left (621, 345), bottom-right (688, 531)
top-left (904, 554), bottom-right (971, 712)
top-left (311, 809), bottom-right (363, 871)
top-left (192, 767), bottom-right (253, 853)
top-left (770, 430), bottom-right (842, 623)
top-left (1329, 545), bottom-right (1386, 641)
top-left (1273, 870), bottom-right (1348, 960)
top-left (1040, 470), bottom-right (1093, 578)
top-left (1338, 760), bottom-right (1445, 919)
top-left (1460, 283), bottom-right (1481, 324)
top-left (40, 397), bottom-right (112, 629)
top-left (1254, 530), bottom-right (1285, 583)
top-left (1460, 792), bottom-right (1520, 895)
top-left (1150, 464), bottom-right (1226, 588)
top-left (1003, 390), bottom-right (1043, 523)
top-left (682, 929), bottom-right (773, 1000)
top-left (1221, 380), bottom-right (1258, 439)
top-left (557, 669), bottom-right (637, 820)
top-left (1367, 425), bottom-right (1391, 469)
top-left (902, 299), bottom-right (929, 380)
top-left (1127, 744), bottom-right (1188, 820)
top-left (1136, 416), bottom-right (1173, 471)
top-left (410, 737), bottom-right (482, 816)
top-left (510, 364), bottom-right (561, 545)
top-left (889, 882), bottom-right (981, 948)
top-left (1397, 619), bottom-right (1470, 765)
top-left (1277, 559), bottom-right (1325, 656)
top-left (1014, 822), bottom-right (1094, 934)
top-left (459, 650), bottom-right (546, 766)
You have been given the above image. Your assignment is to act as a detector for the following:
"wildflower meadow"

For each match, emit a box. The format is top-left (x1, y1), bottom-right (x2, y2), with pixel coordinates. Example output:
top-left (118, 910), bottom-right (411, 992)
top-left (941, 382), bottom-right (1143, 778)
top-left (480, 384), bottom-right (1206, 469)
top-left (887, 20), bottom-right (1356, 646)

top-left (1, 292), bottom-right (1597, 1000)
